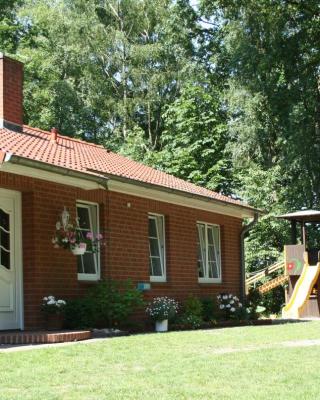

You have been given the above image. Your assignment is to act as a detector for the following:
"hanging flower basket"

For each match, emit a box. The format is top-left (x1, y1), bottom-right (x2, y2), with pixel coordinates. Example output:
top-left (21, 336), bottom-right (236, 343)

top-left (71, 243), bottom-right (87, 256)
top-left (52, 207), bottom-right (103, 256)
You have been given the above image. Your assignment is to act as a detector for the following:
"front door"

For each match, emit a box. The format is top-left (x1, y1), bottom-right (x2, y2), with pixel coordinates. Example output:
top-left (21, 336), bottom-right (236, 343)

top-left (0, 189), bottom-right (22, 330)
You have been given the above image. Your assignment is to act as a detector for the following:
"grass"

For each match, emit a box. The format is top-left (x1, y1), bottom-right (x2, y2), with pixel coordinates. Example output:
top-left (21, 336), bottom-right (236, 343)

top-left (1, 321), bottom-right (320, 399)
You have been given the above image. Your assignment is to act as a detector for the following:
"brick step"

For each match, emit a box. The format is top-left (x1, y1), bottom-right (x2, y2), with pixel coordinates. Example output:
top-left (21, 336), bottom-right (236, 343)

top-left (0, 330), bottom-right (91, 345)
top-left (258, 275), bottom-right (289, 294)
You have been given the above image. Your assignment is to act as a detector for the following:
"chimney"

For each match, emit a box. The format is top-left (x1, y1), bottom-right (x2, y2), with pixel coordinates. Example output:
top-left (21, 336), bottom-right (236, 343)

top-left (50, 127), bottom-right (58, 142)
top-left (0, 53), bottom-right (23, 132)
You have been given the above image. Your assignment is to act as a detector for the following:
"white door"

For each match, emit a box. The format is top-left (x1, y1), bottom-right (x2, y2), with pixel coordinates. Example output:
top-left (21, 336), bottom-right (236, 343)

top-left (0, 189), bottom-right (22, 330)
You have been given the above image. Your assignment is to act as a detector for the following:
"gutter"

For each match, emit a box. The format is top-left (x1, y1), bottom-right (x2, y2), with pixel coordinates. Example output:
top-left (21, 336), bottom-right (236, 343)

top-left (1, 152), bottom-right (262, 217)
top-left (240, 212), bottom-right (259, 302)
top-left (3, 153), bottom-right (109, 188)
top-left (88, 170), bottom-right (263, 218)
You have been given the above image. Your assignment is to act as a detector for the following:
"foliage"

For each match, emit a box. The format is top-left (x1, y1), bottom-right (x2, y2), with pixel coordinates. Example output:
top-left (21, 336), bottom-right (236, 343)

top-left (41, 295), bottom-right (66, 315)
top-left (64, 279), bottom-right (144, 329)
top-left (64, 297), bottom-right (96, 329)
top-left (217, 293), bottom-right (243, 320)
top-left (52, 218), bottom-right (103, 253)
top-left (200, 297), bottom-right (216, 322)
top-left (87, 279), bottom-right (144, 328)
top-left (146, 297), bottom-right (179, 321)
top-left (176, 295), bottom-right (203, 329)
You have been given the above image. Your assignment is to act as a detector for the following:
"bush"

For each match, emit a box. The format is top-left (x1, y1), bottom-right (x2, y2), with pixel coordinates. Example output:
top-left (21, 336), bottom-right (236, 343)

top-left (87, 279), bottom-right (144, 328)
top-left (176, 295), bottom-right (203, 329)
top-left (217, 293), bottom-right (243, 320)
top-left (200, 298), bottom-right (216, 321)
top-left (184, 295), bottom-right (203, 318)
top-left (64, 279), bottom-right (144, 329)
top-left (246, 287), bottom-right (267, 318)
top-left (64, 297), bottom-right (95, 329)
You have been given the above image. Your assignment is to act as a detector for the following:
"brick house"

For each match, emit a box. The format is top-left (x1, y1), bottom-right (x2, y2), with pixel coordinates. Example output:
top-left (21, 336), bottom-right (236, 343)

top-left (0, 54), bottom-right (259, 330)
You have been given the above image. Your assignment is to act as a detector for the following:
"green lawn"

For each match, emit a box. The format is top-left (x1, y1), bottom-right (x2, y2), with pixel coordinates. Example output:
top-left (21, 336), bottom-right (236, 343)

top-left (1, 322), bottom-right (320, 400)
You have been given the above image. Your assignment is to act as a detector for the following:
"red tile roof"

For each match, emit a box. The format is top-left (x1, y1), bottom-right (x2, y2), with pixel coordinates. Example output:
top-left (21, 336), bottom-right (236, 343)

top-left (0, 125), bottom-right (254, 210)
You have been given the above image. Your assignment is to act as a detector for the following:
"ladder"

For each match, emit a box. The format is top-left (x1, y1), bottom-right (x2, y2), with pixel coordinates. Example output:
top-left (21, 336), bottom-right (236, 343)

top-left (258, 274), bottom-right (288, 294)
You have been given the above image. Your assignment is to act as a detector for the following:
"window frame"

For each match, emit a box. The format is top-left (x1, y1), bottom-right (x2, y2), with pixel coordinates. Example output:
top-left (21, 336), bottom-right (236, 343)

top-left (196, 221), bottom-right (222, 284)
top-left (76, 200), bottom-right (100, 282)
top-left (148, 213), bottom-right (166, 283)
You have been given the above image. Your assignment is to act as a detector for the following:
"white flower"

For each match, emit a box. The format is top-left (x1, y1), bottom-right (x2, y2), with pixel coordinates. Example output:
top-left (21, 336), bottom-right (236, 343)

top-left (234, 296), bottom-right (239, 301)
top-left (226, 304), bottom-right (231, 308)
top-left (239, 303), bottom-right (242, 307)
top-left (229, 294), bottom-right (233, 299)
top-left (47, 299), bottom-right (56, 305)
top-left (43, 297), bottom-right (48, 301)
top-left (230, 300), bottom-right (234, 304)
top-left (56, 221), bottom-right (61, 230)
top-left (219, 304), bottom-right (225, 309)
top-left (230, 307), bottom-right (235, 312)
top-left (223, 295), bottom-right (228, 300)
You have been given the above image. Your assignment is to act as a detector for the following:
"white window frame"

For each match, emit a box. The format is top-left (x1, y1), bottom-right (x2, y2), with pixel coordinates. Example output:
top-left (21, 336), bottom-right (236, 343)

top-left (148, 213), bottom-right (166, 283)
top-left (76, 201), bottom-right (100, 281)
top-left (197, 221), bottom-right (222, 284)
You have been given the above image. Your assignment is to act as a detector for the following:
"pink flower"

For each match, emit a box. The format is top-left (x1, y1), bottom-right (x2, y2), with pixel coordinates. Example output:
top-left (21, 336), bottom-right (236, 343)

top-left (96, 233), bottom-right (103, 240)
top-left (79, 242), bottom-right (86, 249)
top-left (86, 232), bottom-right (93, 240)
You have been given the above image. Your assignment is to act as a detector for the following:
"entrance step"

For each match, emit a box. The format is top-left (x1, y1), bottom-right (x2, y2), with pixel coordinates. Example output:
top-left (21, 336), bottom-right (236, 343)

top-left (0, 330), bottom-right (91, 344)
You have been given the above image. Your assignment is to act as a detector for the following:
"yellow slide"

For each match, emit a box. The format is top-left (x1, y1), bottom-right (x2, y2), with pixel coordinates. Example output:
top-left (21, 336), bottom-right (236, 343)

top-left (282, 262), bottom-right (320, 319)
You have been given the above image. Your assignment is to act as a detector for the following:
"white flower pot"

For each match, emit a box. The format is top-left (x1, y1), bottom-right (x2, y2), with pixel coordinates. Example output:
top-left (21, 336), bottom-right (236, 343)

top-left (71, 243), bottom-right (87, 256)
top-left (155, 319), bottom-right (168, 332)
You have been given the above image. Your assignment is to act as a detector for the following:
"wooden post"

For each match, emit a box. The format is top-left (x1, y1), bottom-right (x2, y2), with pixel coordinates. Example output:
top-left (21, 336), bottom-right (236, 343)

top-left (301, 222), bottom-right (307, 249)
top-left (291, 220), bottom-right (297, 245)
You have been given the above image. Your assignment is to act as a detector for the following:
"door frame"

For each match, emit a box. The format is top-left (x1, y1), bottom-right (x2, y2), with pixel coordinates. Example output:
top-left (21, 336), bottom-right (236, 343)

top-left (0, 188), bottom-right (23, 330)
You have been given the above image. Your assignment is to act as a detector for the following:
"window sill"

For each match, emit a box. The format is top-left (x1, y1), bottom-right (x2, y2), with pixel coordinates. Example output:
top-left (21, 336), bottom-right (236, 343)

top-left (198, 278), bottom-right (222, 284)
top-left (150, 276), bottom-right (167, 283)
top-left (77, 274), bottom-right (100, 282)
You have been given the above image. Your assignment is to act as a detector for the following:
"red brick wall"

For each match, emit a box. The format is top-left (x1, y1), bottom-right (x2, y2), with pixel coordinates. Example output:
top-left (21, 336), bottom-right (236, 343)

top-left (0, 171), bottom-right (242, 329)
top-left (107, 191), bottom-right (242, 304)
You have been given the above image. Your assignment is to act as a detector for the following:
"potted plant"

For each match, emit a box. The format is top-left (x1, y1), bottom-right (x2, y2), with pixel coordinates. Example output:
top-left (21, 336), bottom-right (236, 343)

top-left (41, 295), bottom-right (67, 330)
top-left (52, 208), bottom-right (103, 256)
top-left (146, 297), bottom-right (179, 332)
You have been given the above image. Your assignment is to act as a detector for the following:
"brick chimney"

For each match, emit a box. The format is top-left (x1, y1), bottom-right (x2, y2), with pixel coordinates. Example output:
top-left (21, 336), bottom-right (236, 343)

top-left (0, 53), bottom-right (23, 132)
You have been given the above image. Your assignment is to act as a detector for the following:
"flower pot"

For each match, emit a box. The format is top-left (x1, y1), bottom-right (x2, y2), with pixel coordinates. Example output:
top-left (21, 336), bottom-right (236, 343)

top-left (71, 243), bottom-right (87, 255)
top-left (155, 319), bottom-right (168, 332)
top-left (45, 314), bottom-right (64, 331)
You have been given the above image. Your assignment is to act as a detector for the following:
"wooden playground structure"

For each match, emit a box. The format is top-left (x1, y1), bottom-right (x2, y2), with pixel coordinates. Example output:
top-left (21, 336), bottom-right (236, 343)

top-left (246, 210), bottom-right (320, 318)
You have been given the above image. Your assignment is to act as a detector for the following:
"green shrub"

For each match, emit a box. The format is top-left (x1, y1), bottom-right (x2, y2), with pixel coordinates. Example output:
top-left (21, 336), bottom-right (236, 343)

top-left (64, 297), bottom-right (96, 329)
top-left (200, 298), bottom-right (215, 321)
top-left (184, 295), bottom-right (203, 318)
top-left (176, 295), bottom-right (203, 329)
top-left (64, 279), bottom-right (144, 329)
top-left (246, 287), bottom-right (267, 319)
top-left (87, 279), bottom-right (144, 328)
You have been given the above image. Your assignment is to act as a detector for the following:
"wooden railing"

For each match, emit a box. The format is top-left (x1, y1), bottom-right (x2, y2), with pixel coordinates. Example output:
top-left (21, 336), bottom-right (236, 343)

top-left (246, 261), bottom-right (285, 287)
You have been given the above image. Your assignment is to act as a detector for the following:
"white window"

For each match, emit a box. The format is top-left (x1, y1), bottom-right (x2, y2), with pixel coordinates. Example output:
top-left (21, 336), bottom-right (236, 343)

top-left (148, 214), bottom-right (166, 282)
top-left (76, 202), bottom-right (100, 281)
top-left (197, 222), bottom-right (221, 283)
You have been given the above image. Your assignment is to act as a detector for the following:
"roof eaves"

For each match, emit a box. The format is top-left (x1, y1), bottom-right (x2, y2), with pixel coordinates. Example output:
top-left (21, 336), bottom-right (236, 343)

top-left (91, 170), bottom-right (263, 216)
top-left (3, 153), bottom-right (109, 187)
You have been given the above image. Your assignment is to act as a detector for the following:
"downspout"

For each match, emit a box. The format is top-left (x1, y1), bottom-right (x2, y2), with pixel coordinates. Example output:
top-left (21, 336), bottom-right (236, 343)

top-left (240, 212), bottom-right (259, 302)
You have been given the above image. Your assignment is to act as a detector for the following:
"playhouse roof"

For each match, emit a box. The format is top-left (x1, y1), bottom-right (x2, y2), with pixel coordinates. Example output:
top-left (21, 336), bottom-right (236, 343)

top-left (277, 210), bottom-right (320, 223)
top-left (0, 125), bottom-right (258, 213)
